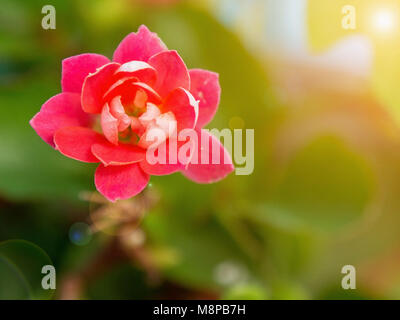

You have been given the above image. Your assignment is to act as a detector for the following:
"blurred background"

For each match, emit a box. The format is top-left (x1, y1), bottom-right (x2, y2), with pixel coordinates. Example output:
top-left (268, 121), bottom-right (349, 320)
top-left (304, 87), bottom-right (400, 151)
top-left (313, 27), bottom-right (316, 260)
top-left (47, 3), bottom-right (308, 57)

top-left (1, 0), bottom-right (400, 299)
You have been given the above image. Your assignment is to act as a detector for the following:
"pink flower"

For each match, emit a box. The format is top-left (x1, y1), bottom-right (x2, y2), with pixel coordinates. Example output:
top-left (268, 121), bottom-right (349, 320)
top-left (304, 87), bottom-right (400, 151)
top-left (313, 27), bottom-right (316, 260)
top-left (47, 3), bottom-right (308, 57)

top-left (30, 25), bottom-right (234, 202)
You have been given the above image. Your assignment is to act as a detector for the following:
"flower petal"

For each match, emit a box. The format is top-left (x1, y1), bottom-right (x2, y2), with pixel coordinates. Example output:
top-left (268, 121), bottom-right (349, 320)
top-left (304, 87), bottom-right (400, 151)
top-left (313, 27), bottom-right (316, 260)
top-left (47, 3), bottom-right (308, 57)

top-left (115, 61), bottom-right (157, 86)
top-left (189, 69), bottom-right (221, 128)
top-left (62, 54), bottom-right (110, 93)
top-left (113, 25), bottom-right (167, 64)
top-left (140, 139), bottom-right (184, 176)
top-left (30, 93), bottom-right (92, 148)
top-left (95, 163), bottom-right (150, 202)
top-left (139, 103), bottom-right (161, 127)
top-left (101, 104), bottom-right (119, 145)
top-left (109, 96), bottom-right (131, 131)
top-left (181, 129), bottom-right (234, 183)
top-left (103, 80), bottom-right (161, 106)
top-left (163, 87), bottom-right (198, 132)
top-left (102, 76), bottom-right (139, 98)
top-left (155, 112), bottom-right (177, 138)
top-left (92, 142), bottom-right (146, 166)
top-left (148, 50), bottom-right (190, 98)
top-left (54, 126), bottom-right (106, 163)
top-left (81, 62), bottom-right (120, 114)
top-left (131, 82), bottom-right (162, 105)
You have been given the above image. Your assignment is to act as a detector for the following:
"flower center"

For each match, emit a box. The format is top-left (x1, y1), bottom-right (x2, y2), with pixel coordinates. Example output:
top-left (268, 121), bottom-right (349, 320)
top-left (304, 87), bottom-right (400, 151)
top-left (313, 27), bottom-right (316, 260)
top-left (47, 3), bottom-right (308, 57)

top-left (101, 83), bottom-right (177, 149)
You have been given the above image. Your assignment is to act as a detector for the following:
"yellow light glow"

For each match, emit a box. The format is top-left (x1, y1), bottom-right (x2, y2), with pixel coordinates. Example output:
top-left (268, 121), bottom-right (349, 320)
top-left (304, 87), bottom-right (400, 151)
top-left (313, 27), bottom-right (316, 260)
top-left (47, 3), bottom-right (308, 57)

top-left (371, 8), bottom-right (398, 34)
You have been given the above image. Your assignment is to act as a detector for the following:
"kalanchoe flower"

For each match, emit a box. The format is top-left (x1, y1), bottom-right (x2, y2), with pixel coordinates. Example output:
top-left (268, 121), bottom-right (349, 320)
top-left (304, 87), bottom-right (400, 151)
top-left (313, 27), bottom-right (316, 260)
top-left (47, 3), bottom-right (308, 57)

top-left (30, 25), bottom-right (234, 202)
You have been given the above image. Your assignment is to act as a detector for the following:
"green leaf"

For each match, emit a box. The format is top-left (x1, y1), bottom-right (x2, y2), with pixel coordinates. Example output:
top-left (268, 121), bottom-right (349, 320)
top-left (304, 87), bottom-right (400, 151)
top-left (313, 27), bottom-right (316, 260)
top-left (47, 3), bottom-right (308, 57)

top-left (144, 209), bottom-right (250, 291)
top-left (260, 135), bottom-right (375, 233)
top-left (222, 283), bottom-right (269, 300)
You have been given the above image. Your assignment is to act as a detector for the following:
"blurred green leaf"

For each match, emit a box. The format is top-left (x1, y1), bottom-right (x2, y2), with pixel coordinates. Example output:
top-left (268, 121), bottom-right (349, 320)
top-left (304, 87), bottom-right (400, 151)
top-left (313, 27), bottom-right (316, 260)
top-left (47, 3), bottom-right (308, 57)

top-left (271, 281), bottom-right (310, 300)
top-left (86, 263), bottom-right (154, 300)
top-left (144, 207), bottom-right (250, 291)
top-left (222, 283), bottom-right (269, 300)
top-left (261, 135), bottom-right (375, 233)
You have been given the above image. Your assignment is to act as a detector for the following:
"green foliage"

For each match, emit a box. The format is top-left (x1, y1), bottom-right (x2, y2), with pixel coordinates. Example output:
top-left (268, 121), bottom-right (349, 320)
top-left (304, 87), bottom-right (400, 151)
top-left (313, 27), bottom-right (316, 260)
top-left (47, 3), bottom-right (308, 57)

top-left (264, 135), bottom-right (374, 233)
top-left (222, 284), bottom-right (269, 300)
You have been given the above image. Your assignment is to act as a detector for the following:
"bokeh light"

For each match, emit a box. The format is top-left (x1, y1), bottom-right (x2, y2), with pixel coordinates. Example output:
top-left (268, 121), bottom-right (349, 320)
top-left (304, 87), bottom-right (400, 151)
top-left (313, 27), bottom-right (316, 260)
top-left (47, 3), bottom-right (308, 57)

top-left (370, 7), bottom-right (398, 35)
top-left (69, 223), bottom-right (92, 246)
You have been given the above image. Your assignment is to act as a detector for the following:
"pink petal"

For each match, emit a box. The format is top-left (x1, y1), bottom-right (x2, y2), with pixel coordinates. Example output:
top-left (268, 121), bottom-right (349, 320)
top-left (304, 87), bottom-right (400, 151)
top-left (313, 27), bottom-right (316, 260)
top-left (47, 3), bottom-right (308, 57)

top-left (155, 112), bottom-right (177, 138)
top-left (189, 69), bottom-right (221, 128)
top-left (54, 126), bottom-right (106, 163)
top-left (101, 104), bottom-right (119, 145)
top-left (30, 93), bottom-right (92, 148)
top-left (137, 123), bottom-right (167, 150)
top-left (131, 82), bottom-right (162, 105)
top-left (139, 103), bottom-right (161, 127)
top-left (181, 129), bottom-right (234, 183)
top-left (81, 62), bottom-right (120, 114)
top-left (95, 163), bottom-right (150, 202)
top-left (140, 139), bottom-right (184, 176)
top-left (102, 76), bottom-right (139, 98)
top-left (113, 25), bottom-right (167, 64)
top-left (163, 87), bottom-right (198, 132)
top-left (133, 89), bottom-right (147, 110)
top-left (62, 54), bottom-right (110, 93)
top-left (115, 61), bottom-right (157, 86)
top-left (92, 142), bottom-right (145, 166)
top-left (109, 96), bottom-right (131, 131)
top-left (103, 80), bottom-right (161, 106)
top-left (131, 117), bottom-right (145, 135)
top-left (118, 115), bottom-right (132, 132)
top-left (148, 50), bottom-right (190, 98)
